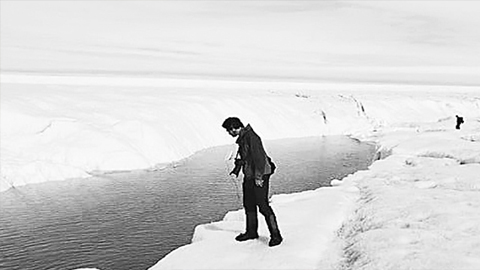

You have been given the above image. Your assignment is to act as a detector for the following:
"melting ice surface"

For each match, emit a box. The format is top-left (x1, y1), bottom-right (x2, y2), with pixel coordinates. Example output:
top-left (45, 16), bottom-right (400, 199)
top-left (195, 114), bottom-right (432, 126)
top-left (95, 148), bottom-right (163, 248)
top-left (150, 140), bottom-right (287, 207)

top-left (0, 136), bottom-right (375, 270)
top-left (1, 77), bottom-right (480, 270)
top-left (2, 1), bottom-right (480, 270)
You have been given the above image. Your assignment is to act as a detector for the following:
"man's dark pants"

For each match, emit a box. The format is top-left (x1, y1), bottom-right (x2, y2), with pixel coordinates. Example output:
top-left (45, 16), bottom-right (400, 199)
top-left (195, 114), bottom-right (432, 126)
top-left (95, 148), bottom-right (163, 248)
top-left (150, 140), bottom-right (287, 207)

top-left (242, 174), bottom-right (274, 217)
top-left (240, 174), bottom-right (282, 245)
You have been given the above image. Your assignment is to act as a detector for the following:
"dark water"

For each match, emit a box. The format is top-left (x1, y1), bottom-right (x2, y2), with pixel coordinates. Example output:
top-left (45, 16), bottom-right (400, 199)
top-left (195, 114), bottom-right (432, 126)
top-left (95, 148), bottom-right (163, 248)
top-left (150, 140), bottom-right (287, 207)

top-left (0, 136), bottom-right (375, 270)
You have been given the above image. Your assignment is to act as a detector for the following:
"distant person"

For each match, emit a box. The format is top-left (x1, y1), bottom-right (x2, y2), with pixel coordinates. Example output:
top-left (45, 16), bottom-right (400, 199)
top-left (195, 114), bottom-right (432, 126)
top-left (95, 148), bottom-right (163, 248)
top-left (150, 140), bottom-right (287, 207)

top-left (222, 117), bottom-right (283, 247)
top-left (456, 115), bottom-right (464, 130)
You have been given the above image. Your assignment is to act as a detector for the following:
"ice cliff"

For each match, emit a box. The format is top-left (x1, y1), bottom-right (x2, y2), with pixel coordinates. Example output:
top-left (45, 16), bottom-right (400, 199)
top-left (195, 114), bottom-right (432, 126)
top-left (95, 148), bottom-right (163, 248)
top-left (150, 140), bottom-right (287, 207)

top-left (1, 76), bottom-right (478, 192)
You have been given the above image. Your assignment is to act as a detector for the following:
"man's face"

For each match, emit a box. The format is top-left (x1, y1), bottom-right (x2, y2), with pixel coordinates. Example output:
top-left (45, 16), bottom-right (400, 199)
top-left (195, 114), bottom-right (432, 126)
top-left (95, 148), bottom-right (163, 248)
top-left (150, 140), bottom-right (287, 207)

top-left (227, 127), bottom-right (241, 137)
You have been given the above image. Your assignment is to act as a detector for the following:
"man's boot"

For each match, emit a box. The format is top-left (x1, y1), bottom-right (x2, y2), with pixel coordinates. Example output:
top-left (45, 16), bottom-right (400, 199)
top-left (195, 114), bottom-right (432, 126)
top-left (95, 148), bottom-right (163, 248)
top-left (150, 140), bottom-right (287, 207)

top-left (235, 212), bottom-right (259, 241)
top-left (266, 214), bottom-right (283, 247)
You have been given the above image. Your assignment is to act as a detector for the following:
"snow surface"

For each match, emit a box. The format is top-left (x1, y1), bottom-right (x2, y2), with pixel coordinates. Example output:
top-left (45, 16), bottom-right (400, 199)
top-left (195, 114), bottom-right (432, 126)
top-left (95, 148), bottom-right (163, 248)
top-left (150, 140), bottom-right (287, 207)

top-left (2, 1), bottom-right (480, 270)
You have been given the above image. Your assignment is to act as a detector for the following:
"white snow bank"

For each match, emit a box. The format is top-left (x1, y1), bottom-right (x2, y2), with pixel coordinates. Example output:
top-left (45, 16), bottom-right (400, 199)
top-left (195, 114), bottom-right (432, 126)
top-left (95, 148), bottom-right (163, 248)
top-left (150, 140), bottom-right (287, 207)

top-left (337, 126), bottom-right (480, 269)
top-left (149, 94), bottom-right (480, 270)
top-left (1, 77), bottom-right (478, 192)
top-left (152, 185), bottom-right (359, 270)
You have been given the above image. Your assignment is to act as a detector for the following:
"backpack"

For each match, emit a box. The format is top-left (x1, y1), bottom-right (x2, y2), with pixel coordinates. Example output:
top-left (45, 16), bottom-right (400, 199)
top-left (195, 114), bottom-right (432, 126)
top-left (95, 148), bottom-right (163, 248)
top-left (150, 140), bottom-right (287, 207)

top-left (267, 156), bottom-right (276, 175)
top-left (235, 148), bottom-right (276, 175)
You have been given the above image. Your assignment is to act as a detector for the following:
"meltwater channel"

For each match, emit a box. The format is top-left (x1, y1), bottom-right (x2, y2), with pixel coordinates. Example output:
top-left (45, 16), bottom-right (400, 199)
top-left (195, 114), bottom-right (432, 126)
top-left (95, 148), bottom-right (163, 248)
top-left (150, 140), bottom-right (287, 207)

top-left (0, 136), bottom-right (376, 270)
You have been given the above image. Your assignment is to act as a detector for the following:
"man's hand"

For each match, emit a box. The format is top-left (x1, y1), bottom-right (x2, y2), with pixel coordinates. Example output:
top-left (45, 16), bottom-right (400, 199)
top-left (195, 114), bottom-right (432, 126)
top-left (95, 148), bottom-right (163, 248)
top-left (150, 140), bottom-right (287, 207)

top-left (229, 169), bottom-right (239, 178)
top-left (230, 158), bottom-right (243, 178)
top-left (255, 178), bottom-right (264, 187)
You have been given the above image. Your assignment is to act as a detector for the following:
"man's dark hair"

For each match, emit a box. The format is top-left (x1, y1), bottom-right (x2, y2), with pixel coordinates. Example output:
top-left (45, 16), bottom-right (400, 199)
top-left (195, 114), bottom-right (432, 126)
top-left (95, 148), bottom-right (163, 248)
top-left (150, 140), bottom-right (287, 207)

top-left (222, 117), bottom-right (244, 130)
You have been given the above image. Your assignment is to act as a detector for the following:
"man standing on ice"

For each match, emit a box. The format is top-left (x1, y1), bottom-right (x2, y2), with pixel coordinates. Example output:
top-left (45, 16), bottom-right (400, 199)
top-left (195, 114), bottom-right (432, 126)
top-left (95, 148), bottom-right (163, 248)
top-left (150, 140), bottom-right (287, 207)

top-left (222, 117), bottom-right (283, 247)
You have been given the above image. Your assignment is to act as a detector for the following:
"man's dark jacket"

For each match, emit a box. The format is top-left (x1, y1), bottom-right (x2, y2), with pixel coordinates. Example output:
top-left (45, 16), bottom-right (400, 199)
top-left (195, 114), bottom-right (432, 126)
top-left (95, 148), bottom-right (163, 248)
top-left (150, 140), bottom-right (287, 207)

top-left (235, 124), bottom-right (272, 181)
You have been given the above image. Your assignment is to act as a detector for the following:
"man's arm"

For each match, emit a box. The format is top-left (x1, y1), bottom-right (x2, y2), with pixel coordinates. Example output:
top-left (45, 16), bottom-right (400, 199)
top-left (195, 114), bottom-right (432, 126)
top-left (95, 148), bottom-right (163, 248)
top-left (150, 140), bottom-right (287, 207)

top-left (249, 134), bottom-right (267, 185)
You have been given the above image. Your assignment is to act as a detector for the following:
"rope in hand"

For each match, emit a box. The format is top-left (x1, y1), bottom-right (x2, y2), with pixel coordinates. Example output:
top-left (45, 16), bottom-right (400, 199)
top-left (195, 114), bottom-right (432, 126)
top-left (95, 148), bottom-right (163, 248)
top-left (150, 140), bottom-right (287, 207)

top-left (224, 150), bottom-right (241, 204)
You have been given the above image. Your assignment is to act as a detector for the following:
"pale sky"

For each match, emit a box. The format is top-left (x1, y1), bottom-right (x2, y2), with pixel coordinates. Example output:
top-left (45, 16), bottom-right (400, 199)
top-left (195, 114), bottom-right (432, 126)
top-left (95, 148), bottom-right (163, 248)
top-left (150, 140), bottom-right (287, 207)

top-left (1, 1), bottom-right (480, 84)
